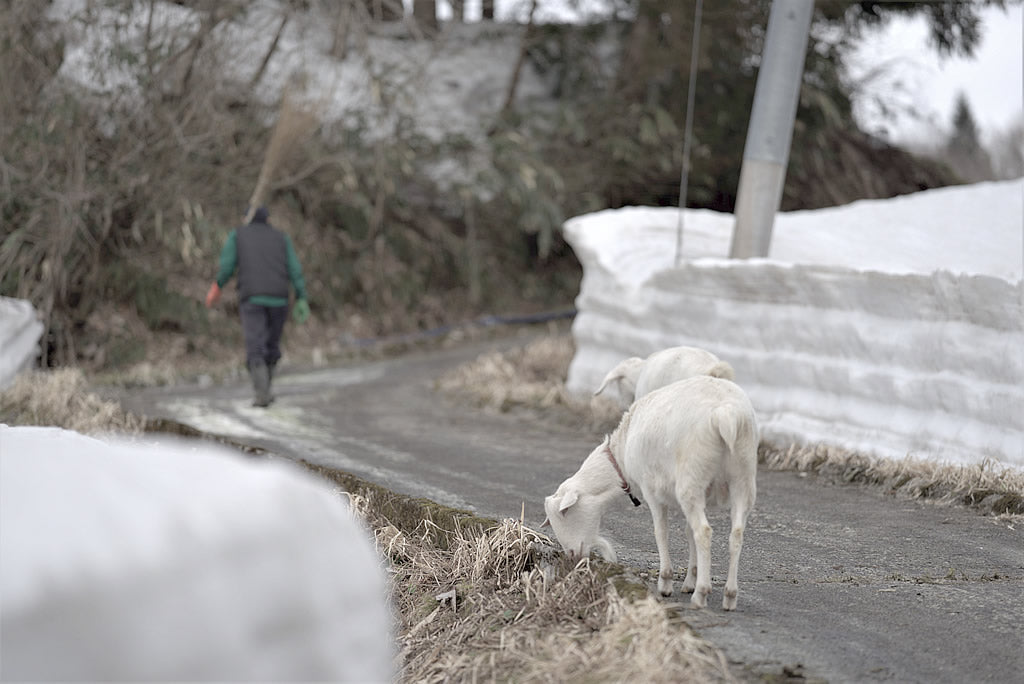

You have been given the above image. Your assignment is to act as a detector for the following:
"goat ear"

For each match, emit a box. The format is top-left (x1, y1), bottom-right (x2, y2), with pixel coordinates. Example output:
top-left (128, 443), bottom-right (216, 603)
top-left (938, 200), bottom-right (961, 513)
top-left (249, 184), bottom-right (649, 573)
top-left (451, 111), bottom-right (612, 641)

top-left (557, 488), bottom-right (579, 514)
top-left (540, 517), bottom-right (551, 528)
top-left (594, 373), bottom-right (616, 396)
top-left (595, 357), bottom-right (643, 396)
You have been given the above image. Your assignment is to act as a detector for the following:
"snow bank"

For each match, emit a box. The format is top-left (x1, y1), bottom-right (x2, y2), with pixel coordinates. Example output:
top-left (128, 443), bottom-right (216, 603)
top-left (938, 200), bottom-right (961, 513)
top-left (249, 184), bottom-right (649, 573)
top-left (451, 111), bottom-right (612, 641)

top-left (0, 426), bottom-right (393, 682)
top-left (0, 297), bottom-right (43, 391)
top-left (565, 180), bottom-right (1024, 470)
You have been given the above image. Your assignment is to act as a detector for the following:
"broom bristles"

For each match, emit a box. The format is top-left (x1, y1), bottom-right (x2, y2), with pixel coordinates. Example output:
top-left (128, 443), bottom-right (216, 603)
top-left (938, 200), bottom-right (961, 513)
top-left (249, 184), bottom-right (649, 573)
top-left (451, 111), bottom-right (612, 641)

top-left (246, 80), bottom-right (321, 219)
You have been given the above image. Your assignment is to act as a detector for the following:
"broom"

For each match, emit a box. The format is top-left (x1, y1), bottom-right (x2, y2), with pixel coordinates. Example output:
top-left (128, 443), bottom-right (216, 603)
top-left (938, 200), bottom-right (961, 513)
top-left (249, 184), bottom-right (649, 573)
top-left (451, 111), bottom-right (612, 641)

top-left (245, 79), bottom-right (320, 221)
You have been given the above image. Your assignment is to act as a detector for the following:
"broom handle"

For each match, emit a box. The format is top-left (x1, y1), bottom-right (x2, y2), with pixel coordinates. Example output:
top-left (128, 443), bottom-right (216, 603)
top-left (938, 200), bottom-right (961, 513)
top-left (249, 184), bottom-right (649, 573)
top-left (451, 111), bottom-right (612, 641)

top-left (245, 90), bottom-right (291, 223)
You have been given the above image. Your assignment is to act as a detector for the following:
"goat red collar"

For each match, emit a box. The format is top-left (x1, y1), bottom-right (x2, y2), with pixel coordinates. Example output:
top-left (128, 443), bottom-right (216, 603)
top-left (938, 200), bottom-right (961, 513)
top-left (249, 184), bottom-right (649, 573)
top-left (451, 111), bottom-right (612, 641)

top-left (604, 443), bottom-right (641, 507)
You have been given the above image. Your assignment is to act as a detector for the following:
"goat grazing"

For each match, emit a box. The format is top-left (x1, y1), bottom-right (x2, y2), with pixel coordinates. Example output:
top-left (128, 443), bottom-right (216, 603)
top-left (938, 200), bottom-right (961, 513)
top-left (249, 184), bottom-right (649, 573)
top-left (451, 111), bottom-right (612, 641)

top-left (594, 345), bottom-right (735, 408)
top-left (544, 375), bottom-right (757, 610)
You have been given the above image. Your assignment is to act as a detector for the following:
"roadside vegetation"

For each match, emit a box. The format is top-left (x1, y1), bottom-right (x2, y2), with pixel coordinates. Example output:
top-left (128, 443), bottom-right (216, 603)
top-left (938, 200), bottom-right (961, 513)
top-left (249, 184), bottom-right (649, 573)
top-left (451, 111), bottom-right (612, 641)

top-left (323, 476), bottom-right (735, 683)
top-left (0, 368), bottom-right (144, 435)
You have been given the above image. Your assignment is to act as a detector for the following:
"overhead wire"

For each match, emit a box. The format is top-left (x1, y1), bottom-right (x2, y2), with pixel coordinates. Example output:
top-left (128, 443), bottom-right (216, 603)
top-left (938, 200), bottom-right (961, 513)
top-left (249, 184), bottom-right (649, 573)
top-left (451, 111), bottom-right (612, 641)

top-left (674, 0), bottom-right (704, 268)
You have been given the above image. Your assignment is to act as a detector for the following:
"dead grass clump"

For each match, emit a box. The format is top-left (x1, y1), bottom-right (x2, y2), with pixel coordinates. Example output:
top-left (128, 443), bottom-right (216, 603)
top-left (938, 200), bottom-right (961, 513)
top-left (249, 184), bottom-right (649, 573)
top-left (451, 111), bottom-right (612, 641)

top-left (0, 368), bottom-right (143, 435)
top-left (516, 596), bottom-right (733, 684)
top-left (760, 442), bottom-right (1024, 516)
top-left (436, 335), bottom-right (573, 410)
top-left (340, 486), bottom-right (733, 683)
top-left (436, 334), bottom-right (621, 434)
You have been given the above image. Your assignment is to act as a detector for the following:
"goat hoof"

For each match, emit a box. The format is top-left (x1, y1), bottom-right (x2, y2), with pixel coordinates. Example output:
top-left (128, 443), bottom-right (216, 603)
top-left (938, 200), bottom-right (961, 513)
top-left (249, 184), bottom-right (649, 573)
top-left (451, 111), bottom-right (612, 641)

top-left (657, 579), bottom-right (673, 597)
top-left (723, 591), bottom-right (738, 611)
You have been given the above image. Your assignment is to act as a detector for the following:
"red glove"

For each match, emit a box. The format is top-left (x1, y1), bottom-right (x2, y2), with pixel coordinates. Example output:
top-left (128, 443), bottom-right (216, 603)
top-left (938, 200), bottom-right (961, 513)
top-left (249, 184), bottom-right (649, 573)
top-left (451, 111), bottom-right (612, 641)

top-left (205, 282), bottom-right (221, 308)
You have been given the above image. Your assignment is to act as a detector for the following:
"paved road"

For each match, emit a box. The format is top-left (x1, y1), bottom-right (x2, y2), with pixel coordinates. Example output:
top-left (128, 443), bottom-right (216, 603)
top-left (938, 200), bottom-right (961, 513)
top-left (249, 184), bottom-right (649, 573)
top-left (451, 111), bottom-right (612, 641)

top-left (119, 333), bottom-right (1024, 684)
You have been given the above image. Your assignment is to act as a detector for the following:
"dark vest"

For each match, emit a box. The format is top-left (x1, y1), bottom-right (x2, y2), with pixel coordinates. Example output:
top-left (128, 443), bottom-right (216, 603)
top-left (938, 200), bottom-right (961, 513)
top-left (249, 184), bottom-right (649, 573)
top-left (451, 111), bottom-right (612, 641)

top-left (236, 222), bottom-right (289, 302)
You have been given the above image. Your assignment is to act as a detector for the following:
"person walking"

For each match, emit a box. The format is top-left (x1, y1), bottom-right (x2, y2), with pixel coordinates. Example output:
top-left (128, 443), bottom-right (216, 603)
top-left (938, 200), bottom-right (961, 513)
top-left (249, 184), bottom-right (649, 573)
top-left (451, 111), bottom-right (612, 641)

top-left (205, 206), bottom-right (310, 407)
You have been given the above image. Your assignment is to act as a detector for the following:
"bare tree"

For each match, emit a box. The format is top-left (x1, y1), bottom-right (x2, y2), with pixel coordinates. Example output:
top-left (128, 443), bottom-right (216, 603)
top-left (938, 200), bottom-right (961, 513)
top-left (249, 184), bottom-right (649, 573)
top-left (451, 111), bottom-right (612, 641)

top-left (330, 0), bottom-right (355, 59)
top-left (492, 0), bottom-right (538, 128)
top-left (450, 0), bottom-right (466, 22)
top-left (249, 11), bottom-right (290, 88)
top-left (413, 0), bottom-right (439, 35)
top-left (946, 93), bottom-right (993, 181)
top-left (363, 0), bottom-right (403, 22)
top-left (988, 117), bottom-right (1024, 180)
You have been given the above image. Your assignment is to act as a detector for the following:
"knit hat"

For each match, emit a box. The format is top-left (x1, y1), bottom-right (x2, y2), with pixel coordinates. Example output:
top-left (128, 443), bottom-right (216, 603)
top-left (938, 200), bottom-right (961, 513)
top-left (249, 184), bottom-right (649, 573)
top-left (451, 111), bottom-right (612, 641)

top-left (251, 206), bottom-right (270, 223)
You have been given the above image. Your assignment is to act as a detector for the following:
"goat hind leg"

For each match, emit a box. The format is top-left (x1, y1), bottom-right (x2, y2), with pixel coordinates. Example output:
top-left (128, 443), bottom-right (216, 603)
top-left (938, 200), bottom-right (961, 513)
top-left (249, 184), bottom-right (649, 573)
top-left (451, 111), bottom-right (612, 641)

top-left (680, 522), bottom-right (697, 594)
top-left (681, 504), bottom-right (713, 608)
top-left (650, 502), bottom-right (674, 596)
top-left (723, 493), bottom-right (752, 611)
top-left (723, 524), bottom-right (744, 610)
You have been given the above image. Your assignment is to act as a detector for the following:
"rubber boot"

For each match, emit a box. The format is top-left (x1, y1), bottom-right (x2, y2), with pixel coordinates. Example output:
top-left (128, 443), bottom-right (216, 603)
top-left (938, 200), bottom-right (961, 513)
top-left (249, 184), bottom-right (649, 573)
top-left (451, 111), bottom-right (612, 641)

top-left (249, 362), bottom-right (272, 408)
top-left (266, 361), bottom-right (277, 404)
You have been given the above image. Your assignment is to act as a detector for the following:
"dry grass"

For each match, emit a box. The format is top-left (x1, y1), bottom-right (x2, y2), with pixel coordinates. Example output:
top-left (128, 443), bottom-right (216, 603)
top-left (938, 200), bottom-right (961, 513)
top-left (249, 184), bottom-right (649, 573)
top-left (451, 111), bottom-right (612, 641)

top-left (0, 368), bottom-right (143, 435)
top-left (342, 489), bottom-right (734, 684)
top-left (760, 442), bottom-right (1024, 516)
top-left (439, 333), bottom-right (1024, 517)
top-left (436, 335), bottom-right (622, 435)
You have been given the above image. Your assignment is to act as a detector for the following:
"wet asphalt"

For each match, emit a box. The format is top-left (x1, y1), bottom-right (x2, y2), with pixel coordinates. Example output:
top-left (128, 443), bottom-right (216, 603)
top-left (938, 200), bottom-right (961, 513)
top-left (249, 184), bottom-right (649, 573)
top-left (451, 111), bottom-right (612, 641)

top-left (118, 332), bottom-right (1024, 684)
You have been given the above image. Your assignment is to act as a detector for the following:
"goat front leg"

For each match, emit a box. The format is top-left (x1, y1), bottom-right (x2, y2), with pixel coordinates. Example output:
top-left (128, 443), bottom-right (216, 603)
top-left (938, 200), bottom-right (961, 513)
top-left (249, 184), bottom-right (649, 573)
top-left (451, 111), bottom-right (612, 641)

top-left (649, 502), bottom-right (674, 596)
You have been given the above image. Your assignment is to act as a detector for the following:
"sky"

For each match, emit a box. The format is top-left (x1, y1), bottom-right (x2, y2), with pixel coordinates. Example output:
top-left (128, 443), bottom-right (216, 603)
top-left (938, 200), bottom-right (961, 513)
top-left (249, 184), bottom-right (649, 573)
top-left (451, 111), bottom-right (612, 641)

top-left (849, 3), bottom-right (1024, 144)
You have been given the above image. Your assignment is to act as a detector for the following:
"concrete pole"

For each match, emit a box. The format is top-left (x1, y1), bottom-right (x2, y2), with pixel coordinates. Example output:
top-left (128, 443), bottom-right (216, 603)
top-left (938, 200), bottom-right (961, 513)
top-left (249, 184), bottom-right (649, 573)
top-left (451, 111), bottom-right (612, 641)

top-left (729, 0), bottom-right (814, 258)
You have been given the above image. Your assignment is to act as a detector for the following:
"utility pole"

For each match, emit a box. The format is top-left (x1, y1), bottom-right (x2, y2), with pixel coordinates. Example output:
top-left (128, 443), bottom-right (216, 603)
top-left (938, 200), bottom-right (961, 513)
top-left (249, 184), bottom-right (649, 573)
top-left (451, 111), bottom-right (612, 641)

top-left (729, 0), bottom-right (814, 258)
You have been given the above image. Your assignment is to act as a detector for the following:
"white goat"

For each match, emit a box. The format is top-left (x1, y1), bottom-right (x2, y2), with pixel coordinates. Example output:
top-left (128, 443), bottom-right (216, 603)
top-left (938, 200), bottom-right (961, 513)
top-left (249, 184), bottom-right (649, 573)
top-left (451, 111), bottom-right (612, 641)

top-left (594, 345), bottom-right (735, 408)
top-left (544, 375), bottom-right (757, 610)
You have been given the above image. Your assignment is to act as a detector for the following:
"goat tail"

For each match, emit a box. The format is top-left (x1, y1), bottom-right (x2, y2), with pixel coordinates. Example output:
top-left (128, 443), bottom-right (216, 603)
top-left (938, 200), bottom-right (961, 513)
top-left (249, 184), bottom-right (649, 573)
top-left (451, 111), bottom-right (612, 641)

top-left (712, 405), bottom-right (741, 452)
top-left (708, 361), bottom-right (736, 382)
top-left (712, 403), bottom-right (756, 457)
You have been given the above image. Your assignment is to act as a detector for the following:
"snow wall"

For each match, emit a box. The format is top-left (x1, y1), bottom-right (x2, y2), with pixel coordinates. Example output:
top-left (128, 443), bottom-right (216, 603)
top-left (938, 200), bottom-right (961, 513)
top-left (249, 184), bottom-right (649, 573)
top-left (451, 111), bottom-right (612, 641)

top-left (564, 188), bottom-right (1024, 471)
top-left (0, 297), bottom-right (43, 391)
top-left (0, 426), bottom-right (394, 682)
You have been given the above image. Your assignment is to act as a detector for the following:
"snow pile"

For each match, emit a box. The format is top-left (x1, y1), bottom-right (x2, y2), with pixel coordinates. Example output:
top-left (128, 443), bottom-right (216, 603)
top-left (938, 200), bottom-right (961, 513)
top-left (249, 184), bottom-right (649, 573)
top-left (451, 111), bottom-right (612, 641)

top-left (565, 179), bottom-right (1024, 470)
top-left (0, 297), bottom-right (43, 391)
top-left (0, 426), bottom-right (393, 682)
top-left (46, 0), bottom-right (541, 147)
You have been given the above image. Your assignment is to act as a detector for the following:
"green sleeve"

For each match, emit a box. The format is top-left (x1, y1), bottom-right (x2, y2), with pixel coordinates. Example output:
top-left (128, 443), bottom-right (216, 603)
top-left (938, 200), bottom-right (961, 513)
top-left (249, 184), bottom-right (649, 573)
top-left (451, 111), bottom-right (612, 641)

top-left (285, 235), bottom-right (307, 301)
top-left (215, 230), bottom-right (238, 287)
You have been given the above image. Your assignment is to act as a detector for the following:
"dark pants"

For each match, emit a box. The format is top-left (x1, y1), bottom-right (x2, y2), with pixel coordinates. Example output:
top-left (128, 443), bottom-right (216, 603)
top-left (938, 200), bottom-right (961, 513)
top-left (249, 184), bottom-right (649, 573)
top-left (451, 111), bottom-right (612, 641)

top-left (239, 301), bottom-right (288, 368)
